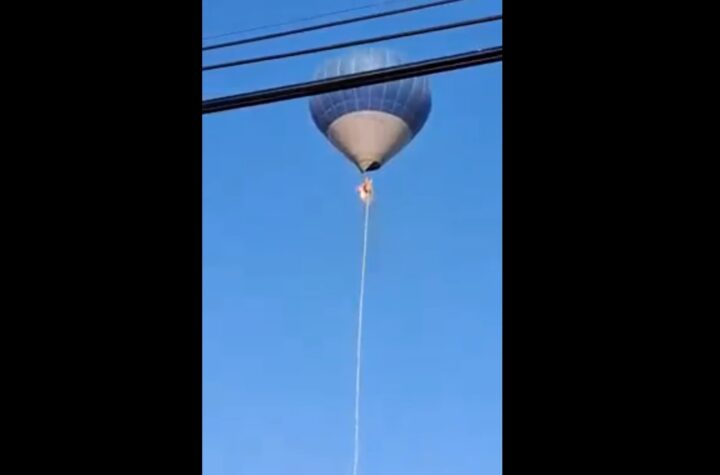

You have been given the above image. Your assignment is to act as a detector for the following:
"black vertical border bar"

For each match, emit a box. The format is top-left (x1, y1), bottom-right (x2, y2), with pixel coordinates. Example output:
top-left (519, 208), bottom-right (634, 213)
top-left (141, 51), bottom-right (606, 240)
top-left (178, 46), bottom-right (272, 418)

top-left (503, 0), bottom-right (620, 473)
top-left (15, 0), bottom-right (204, 471)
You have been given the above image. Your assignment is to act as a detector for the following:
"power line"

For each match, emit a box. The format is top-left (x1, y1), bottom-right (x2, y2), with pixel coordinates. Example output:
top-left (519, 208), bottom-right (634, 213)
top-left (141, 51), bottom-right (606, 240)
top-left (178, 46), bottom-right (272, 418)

top-left (202, 46), bottom-right (502, 114)
top-left (202, 0), bottom-right (413, 41)
top-left (202, 14), bottom-right (502, 71)
top-left (202, 0), bottom-right (464, 52)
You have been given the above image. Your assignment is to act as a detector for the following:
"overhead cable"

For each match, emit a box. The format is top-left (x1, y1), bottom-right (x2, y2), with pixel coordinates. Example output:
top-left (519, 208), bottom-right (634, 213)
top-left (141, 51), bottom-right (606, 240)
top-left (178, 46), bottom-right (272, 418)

top-left (202, 14), bottom-right (502, 71)
top-left (202, 0), bottom-right (464, 51)
top-left (202, 0), bottom-right (416, 41)
top-left (202, 46), bottom-right (502, 114)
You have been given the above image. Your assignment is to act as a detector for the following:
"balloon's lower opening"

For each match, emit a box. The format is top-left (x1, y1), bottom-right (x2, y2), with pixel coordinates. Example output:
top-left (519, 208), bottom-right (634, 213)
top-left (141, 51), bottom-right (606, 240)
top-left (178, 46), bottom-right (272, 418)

top-left (364, 161), bottom-right (382, 172)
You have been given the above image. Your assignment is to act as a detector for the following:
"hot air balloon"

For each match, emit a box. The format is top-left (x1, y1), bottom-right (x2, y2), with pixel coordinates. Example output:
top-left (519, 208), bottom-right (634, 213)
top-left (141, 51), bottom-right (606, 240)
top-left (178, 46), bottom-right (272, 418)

top-left (309, 48), bottom-right (432, 173)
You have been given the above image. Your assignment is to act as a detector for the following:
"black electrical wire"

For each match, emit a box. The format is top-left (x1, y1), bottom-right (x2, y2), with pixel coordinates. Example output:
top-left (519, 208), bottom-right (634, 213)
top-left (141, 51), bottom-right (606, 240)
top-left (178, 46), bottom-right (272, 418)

top-left (202, 0), bottom-right (464, 51)
top-left (202, 14), bottom-right (502, 71)
top-left (202, 0), bottom-right (413, 41)
top-left (202, 46), bottom-right (502, 114)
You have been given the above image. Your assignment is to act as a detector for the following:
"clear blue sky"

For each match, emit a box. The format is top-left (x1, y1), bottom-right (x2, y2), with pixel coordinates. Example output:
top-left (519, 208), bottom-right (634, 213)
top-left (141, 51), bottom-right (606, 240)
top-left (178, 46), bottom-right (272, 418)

top-left (202, 1), bottom-right (502, 474)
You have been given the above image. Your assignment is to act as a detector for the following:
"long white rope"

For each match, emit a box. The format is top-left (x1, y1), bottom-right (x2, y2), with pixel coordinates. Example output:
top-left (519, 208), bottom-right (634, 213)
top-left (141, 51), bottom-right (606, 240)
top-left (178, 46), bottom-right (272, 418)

top-left (353, 194), bottom-right (371, 475)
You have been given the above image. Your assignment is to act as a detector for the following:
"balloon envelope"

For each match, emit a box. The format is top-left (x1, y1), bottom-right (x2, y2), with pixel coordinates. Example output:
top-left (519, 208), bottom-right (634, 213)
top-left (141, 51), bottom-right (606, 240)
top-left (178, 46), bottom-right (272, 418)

top-left (309, 48), bottom-right (432, 172)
